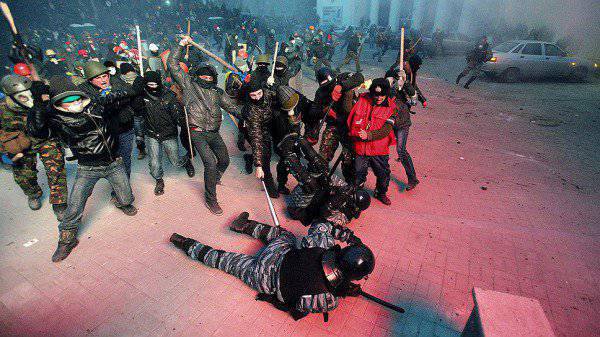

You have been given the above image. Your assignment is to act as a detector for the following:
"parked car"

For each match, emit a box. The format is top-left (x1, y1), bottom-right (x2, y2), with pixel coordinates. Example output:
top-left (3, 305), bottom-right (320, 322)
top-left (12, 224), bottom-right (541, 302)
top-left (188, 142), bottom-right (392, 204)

top-left (482, 40), bottom-right (594, 82)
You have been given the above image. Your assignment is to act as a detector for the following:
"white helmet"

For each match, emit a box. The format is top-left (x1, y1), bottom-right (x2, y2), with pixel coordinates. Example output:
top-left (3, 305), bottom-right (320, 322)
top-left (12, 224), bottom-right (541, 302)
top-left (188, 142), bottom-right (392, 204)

top-left (148, 43), bottom-right (159, 52)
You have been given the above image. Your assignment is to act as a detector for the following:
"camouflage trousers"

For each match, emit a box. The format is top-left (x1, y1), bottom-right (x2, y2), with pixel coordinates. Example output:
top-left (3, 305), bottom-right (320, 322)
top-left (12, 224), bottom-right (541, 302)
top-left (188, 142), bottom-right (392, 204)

top-left (12, 140), bottom-right (68, 204)
top-left (319, 124), bottom-right (355, 183)
top-left (186, 224), bottom-right (296, 296)
top-left (337, 51), bottom-right (361, 72)
top-left (313, 57), bottom-right (332, 74)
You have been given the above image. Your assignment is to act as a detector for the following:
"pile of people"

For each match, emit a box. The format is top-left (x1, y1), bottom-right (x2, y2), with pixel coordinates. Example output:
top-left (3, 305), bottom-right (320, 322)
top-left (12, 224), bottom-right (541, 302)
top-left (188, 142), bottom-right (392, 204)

top-left (0, 2), bottom-right (440, 320)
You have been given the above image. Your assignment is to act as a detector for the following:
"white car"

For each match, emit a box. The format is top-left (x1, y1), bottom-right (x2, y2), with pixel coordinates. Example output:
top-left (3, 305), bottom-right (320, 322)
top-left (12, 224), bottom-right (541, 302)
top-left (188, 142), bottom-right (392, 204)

top-left (482, 40), bottom-right (597, 82)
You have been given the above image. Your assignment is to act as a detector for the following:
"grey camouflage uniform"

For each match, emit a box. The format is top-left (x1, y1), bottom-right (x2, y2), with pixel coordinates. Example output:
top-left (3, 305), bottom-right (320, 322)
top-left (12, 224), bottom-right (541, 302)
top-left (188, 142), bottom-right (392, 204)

top-left (184, 220), bottom-right (353, 314)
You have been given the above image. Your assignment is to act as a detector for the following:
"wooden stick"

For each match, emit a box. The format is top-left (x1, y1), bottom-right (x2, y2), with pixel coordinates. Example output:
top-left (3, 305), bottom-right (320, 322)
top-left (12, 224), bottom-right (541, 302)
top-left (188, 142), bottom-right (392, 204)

top-left (183, 106), bottom-right (194, 162)
top-left (185, 19), bottom-right (191, 60)
top-left (135, 25), bottom-right (144, 77)
top-left (270, 42), bottom-right (279, 78)
top-left (0, 2), bottom-right (17, 35)
top-left (186, 39), bottom-right (237, 73)
top-left (400, 27), bottom-right (405, 69)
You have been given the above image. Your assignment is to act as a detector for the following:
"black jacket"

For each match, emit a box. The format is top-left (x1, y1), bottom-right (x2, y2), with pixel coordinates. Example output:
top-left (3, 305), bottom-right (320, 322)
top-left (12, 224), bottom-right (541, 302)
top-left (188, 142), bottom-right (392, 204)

top-left (168, 45), bottom-right (239, 132)
top-left (78, 76), bottom-right (137, 135)
top-left (27, 91), bottom-right (133, 166)
top-left (133, 90), bottom-right (182, 140)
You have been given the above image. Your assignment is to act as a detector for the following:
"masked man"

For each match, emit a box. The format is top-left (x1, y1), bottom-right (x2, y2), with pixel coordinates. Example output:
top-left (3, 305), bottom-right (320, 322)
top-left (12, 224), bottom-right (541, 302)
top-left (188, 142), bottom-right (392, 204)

top-left (1, 75), bottom-right (68, 219)
top-left (386, 69), bottom-right (420, 191)
top-left (168, 35), bottom-right (240, 215)
top-left (132, 71), bottom-right (195, 195)
top-left (319, 72), bottom-right (364, 184)
top-left (456, 36), bottom-right (492, 89)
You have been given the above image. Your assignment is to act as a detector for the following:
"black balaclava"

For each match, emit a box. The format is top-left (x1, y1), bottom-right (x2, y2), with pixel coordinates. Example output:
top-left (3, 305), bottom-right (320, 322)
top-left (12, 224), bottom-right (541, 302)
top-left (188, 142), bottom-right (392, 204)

top-left (192, 64), bottom-right (218, 88)
top-left (144, 71), bottom-right (163, 96)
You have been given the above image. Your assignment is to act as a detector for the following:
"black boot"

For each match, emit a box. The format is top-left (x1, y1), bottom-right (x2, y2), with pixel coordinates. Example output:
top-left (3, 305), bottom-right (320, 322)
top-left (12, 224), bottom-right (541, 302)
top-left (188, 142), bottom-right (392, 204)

top-left (237, 134), bottom-right (247, 151)
top-left (119, 204), bottom-right (138, 216)
top-left (52, 229), bottom-right (79, 262)
top-left (230, 212), bottom-right (250, 233)
top-left (169, 233), bottom-right (196, 252)
top-left (244, 154), bottom-right (253, 174)
top-left (464, 76), bottom-right (476, 89)
top-left (52, 203), bottom-right (68, 221)
top-left (185, 161), bottom-right (195, 177)
top-left (137, 143), bottom-right (146, 160)
top-left (154, 179), bottom-right (165, 195)
top-left (405, 179), bottom-right (420, 191)
top-left (264, 177), bottom-right (279, 198)
top-left (455, 74), bottom-right (464, 85)
top-left (205, 199), bottom-right (223, 215)
top-left (278, 183), bottom-right (290, 195)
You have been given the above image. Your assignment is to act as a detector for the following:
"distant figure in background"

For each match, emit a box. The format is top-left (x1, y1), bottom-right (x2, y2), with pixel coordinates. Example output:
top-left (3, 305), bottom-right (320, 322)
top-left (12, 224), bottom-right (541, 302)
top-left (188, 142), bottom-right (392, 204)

top-left (456, 36), bottom-right (492, 89)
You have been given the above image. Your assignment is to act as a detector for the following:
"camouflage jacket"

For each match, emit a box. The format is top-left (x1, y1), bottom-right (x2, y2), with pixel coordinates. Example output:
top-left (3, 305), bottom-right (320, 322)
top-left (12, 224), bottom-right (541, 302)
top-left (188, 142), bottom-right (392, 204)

top-left (0, 101), bottom-right (45, 147)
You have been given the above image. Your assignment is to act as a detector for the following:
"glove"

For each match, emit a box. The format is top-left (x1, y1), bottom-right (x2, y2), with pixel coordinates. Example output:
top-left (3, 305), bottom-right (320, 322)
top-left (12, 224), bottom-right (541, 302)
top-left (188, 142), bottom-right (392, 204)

top-left (331, 84), bottom-right (342, 102)
top-left (266, 76), bottom-right (275, 86)
top-left (346, 282), bottom-right (362, 297)
top-left (334, 281), bottom-right (361, 297)
top-left (347, 234), bottom-right (362, 246)
top-left (302, 176), bottom-right (320, 194)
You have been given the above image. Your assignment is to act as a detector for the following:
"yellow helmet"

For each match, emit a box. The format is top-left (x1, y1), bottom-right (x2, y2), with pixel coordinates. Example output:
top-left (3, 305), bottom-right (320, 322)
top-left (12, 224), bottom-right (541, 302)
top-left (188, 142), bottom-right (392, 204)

top-left (45, 49), bottom-right (57, 57)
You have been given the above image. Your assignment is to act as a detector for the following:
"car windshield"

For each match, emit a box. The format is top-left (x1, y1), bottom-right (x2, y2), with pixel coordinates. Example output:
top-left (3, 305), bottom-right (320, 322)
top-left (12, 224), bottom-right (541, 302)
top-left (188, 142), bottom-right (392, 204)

top-left (493, 41), bottom-right (520, 53)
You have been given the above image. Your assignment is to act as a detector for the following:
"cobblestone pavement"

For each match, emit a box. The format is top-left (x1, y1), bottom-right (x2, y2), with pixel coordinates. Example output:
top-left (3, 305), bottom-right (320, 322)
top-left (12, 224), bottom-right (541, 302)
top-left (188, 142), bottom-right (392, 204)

top-left (0, 53), bottom-right (598, 336)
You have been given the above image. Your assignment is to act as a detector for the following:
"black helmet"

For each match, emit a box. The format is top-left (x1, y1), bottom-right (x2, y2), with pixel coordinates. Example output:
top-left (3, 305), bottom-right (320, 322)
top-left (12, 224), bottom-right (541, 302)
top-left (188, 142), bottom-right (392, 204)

top-left (354, 188), bottom-right (371, 211)
top-left (338, 244), bottom-right (375, 281)
top-left (316, 67), bottom-right (334, 85)
top-left (369, 78), bottom-right (390, 98)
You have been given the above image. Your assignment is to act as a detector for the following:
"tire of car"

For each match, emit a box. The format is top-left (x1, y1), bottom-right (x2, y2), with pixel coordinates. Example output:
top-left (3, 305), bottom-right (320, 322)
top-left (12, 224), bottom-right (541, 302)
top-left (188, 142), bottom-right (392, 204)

top-left (570, 67), bottom-right (588, 82)
top-left (501, 67), bottom-right (521, 83)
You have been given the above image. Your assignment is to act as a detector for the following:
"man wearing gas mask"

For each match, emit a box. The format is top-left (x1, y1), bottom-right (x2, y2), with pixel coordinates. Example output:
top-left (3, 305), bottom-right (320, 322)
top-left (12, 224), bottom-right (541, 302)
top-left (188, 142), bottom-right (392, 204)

top-left (386, 68), bottom-right (420, 191)
top-left (169, 211), bottom-right (374, 320)
top-left (0, 74), bottom-right (68, 219)
top-left (168, 35), bottom-right (241, 215)
top-left (132, 71), bottom-right (195, 195)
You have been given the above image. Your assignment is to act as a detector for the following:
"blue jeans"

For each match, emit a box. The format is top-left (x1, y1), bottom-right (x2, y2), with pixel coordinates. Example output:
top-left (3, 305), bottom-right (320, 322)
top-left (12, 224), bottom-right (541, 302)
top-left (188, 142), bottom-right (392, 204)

top-left (146, 136), bottom-right (188, 180)
top-left (118, 129), bottom-right (135, 178)
top-left (59, 158), bottom-right (134, 231)
top-left (355, 155), bottom-right (391, 195)
top-left (395, 126), bottom-right (416, 182)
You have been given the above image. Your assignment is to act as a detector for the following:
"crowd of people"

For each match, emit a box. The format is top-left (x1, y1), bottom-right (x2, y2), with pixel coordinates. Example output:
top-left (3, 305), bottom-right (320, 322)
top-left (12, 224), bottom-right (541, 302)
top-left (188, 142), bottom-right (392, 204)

top-left (0, 1), bottom-right (495, 320)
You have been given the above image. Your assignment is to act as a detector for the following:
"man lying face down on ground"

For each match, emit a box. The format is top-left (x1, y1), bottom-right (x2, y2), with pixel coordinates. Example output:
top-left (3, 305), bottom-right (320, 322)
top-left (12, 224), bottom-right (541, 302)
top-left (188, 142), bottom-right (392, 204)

top-left (170, 212), bottom-right (375, 319)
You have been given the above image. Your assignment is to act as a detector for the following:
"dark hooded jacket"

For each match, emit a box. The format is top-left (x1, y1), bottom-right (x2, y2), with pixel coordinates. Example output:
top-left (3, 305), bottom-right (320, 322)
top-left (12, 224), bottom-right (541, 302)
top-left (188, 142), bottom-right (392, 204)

top-left (132, 72), bottom-right (183, 140)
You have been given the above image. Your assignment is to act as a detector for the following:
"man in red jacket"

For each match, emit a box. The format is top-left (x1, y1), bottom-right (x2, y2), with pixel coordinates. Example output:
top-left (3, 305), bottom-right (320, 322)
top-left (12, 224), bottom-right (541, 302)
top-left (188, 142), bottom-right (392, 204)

top-left (347, 78), bottom-right (396, 205)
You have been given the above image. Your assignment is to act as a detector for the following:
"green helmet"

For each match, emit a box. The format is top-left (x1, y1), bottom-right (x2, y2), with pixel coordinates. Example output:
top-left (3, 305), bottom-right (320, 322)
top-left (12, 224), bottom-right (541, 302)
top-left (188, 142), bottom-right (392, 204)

top-left (256, 54), bottom-right (271, 65)
top-left (83, 61), bottom-right (109, 80)
top-left (0, 75), bottom-right (32, 96)
top-left (275, 55), bottom-right (288, 67)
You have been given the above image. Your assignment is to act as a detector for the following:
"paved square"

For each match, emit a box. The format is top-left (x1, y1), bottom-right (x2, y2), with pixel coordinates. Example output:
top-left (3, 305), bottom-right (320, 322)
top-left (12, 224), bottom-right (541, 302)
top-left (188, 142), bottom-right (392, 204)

top-left (1, 61), bottom-right (598, 337)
